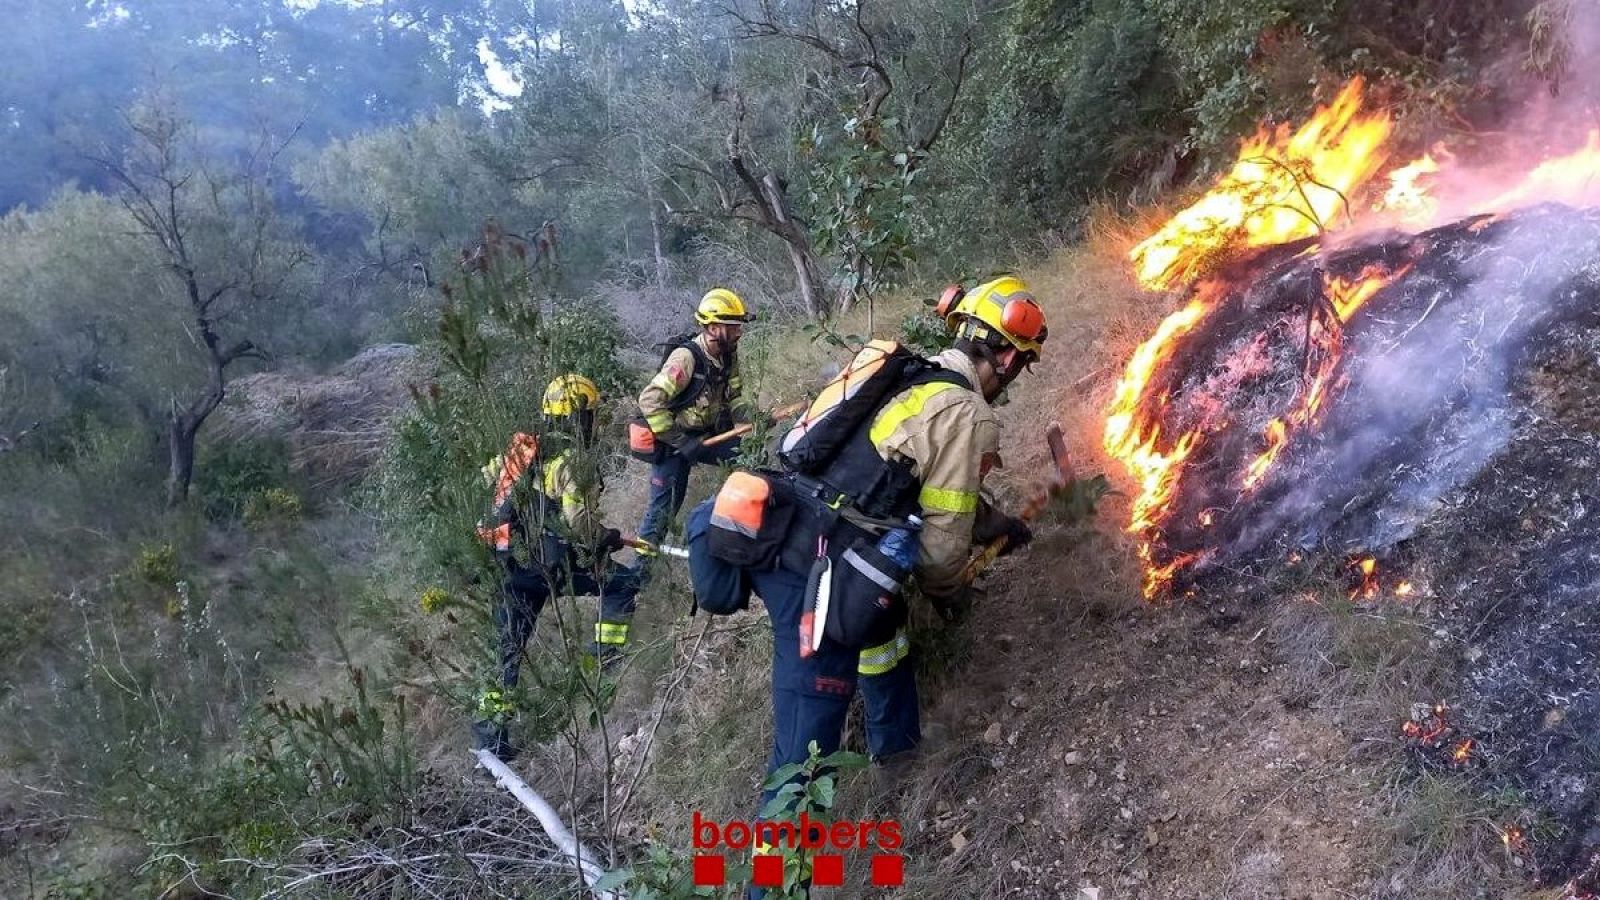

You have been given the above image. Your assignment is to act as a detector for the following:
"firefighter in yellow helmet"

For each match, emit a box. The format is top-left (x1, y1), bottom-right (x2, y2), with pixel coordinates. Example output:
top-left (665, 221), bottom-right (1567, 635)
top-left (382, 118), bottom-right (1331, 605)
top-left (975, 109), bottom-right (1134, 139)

top-left (472, 374), bottom-right (642, 760)
top-left (725, 276), bottom-right (1047, 808)
top-left (633, 288), bottom-right (750, 544)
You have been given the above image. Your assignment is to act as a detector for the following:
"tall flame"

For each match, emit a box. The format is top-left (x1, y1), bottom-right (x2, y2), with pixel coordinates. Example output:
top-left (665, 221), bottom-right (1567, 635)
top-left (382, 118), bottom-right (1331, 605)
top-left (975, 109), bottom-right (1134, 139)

top-left (1103, 294), bottom-right (1213, 597)
top-left (1129, 78), bottom-right (1393, 291)
top-left (1104, 75), bottom-right (1600, 599)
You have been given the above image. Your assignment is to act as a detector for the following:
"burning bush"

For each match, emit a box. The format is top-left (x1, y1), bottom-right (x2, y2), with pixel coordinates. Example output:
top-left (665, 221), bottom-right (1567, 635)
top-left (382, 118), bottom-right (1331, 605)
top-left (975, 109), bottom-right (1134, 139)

top-left (1100, 77), bottom-right (1600, 886)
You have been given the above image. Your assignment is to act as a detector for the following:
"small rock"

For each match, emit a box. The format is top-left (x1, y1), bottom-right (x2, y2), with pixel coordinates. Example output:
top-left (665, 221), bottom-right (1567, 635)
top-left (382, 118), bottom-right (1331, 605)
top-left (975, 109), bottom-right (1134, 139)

top-left (1063, 750), bottom-right (1086, 766)
top-left (1010, 693), bottom-right (1031, 709)
top-left (950, 831), bottom-right (969, 853)
top-left (983, 722), bottom-right (1003, 743)
top-left (1078, 887), bottom-right (1101, 900)
top-left (1145, 826), bottom-right (1160, 847)
top-left (1119, 807), bottom-right (1134, 821)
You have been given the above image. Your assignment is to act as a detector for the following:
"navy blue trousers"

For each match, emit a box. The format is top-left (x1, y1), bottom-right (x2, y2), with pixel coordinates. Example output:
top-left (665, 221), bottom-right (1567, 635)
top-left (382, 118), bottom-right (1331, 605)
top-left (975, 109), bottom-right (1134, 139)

top-left (751, 568), bottom-right (920, 807)
top-left (635, 439), bottom-right (743, 544)
top-left (494, 557), bottom-right (642, 687)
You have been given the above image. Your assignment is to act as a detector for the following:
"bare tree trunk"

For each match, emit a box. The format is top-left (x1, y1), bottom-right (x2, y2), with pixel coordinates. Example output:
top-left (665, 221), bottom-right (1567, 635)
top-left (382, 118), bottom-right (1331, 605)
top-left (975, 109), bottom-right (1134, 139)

top-left (649, 201), bottom-right (668, 291)
top-left (758, 174), bottom-right (824, 318)
top-left (785, 243), bottom-right (821, 319)
top-left (166, 415), bottom-right (198, 508)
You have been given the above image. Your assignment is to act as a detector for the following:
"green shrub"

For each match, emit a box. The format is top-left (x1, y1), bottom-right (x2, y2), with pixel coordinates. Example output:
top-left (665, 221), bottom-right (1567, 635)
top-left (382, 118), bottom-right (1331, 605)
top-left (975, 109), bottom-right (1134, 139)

top-left (898, 302), bottom-right (955, 356)
top-left (242, 486), bottom-right (304, 528)
top-left (194, 438), bottom-right (292, 521)
top-left (131, 541), bottom-right (180, 585)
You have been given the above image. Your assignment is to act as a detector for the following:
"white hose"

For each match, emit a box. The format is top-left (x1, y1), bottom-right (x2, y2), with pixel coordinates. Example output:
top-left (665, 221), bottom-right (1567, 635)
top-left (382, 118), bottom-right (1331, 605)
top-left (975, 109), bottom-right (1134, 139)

top-left (473, 748), bottom-right (625, 899)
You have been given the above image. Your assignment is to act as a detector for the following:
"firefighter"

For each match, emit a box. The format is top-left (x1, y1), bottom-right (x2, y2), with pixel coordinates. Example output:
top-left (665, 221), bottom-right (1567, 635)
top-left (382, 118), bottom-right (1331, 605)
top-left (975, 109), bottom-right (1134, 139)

top-left (634, 288), bottom-right (749, 545)
top-left (749, 276), bottom-right (1046, 800)
top-left (472, 374), bottom-right (642, 760)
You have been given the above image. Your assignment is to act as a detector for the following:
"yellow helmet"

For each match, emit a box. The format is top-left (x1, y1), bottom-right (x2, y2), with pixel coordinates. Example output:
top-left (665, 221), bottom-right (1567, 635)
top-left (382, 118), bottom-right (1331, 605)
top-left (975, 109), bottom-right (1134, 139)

top-left (695, 288), bottom-right (751, 326)
top-left (542, 374), bottom-right (601, 417)
top-left (937, 276), bottom-right (1048, 357)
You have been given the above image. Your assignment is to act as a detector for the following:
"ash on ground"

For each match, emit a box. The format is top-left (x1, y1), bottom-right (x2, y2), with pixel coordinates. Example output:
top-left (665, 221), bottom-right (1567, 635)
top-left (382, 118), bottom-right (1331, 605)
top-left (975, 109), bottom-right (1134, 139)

top-left (1142, 205), bottom-right (1600, 883)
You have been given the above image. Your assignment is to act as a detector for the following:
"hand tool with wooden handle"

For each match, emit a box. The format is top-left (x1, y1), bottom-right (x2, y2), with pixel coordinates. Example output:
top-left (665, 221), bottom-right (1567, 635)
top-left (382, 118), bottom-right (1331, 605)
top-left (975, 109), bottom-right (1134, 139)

top-left (960, 422), bottom-right (1073, 584)
top-left (623, 538), bottom-right (690, 559)
top-left (701, 399), bottom-right (810, 447)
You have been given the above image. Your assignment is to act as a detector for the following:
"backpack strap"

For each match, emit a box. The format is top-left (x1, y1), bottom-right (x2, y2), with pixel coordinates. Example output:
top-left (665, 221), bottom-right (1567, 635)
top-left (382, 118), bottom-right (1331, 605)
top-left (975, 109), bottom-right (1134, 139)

top-left (666, 338), bottom-right (710, 412)
top-left (812, 360), bottom-right (973, 520)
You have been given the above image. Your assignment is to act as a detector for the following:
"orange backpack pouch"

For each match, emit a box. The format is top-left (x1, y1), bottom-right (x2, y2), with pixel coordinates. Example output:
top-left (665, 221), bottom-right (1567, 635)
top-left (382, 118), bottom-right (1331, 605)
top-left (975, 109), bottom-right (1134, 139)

top-left (628, 419), bottom-right (658, 462)
top-left (712, 471), bottom-right (770, 537)
top-left (707, 471), bottom-right (793, 568)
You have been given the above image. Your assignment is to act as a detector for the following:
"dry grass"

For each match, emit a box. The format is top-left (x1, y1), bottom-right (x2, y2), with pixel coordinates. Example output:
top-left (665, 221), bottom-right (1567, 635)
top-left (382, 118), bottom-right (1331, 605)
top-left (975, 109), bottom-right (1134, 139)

top-left (214, 343), bottom-right (422, 487)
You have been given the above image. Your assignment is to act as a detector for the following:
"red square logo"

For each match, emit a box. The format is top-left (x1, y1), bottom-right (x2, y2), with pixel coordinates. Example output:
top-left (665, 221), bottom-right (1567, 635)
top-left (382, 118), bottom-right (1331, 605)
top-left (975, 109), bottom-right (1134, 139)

top-left (752, 853), bottom-right (784, 887)
top-left (871, 853), bottom-right (904, 887)
top-left (812, 854), bottom-right (844, 887)
top-left (692, 854), bottom-right (725, 886)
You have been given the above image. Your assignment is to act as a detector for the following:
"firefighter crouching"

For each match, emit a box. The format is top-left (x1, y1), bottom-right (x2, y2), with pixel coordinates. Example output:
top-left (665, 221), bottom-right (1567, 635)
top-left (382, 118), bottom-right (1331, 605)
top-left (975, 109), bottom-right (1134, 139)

top-left (687, 276), bottom-right (1047, 804)
top-left (472, 374), bottom-right (643, 760)
top-left (631, 288), bottom-right (750, 545)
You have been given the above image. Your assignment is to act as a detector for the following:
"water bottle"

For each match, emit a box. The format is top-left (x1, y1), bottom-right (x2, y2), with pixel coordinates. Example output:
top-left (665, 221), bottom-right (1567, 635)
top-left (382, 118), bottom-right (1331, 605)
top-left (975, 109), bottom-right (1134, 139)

top-left (877, 515), bottom-right (922, 578)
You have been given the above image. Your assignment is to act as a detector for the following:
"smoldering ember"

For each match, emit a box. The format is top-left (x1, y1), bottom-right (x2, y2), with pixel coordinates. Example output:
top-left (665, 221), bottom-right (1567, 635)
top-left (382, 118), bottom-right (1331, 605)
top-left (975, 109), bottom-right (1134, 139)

top-left (1107, 203), bottom-right (1600, 886)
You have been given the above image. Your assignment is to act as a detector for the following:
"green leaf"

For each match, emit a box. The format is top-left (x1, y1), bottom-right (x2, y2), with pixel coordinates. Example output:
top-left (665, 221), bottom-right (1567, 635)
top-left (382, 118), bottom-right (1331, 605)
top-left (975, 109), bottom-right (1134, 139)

top-left (807, 776), bottom-right (836, 809)
top-left (592, 868), bottom-right (634, 891)
top-left (762, 761), bottom-right (808, 790)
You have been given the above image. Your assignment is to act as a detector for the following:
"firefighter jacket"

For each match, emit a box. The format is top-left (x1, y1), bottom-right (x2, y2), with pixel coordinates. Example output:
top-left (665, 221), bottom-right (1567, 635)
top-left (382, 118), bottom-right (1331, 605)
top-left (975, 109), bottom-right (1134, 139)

top-left (866, 348), bottom-right (1003, 600)
top-left (637, 333), bottom-right (742, 445)
top-left (480, 436), bottom-right (603, 558)
top-left (542, 450), bottom-right (602, 546)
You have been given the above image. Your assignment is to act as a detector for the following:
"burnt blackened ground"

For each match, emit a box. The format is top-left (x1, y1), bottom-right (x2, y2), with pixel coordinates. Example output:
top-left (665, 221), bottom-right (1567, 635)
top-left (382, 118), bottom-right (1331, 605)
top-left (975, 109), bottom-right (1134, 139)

top-left (1139, 206), bottom-right (1600, 883)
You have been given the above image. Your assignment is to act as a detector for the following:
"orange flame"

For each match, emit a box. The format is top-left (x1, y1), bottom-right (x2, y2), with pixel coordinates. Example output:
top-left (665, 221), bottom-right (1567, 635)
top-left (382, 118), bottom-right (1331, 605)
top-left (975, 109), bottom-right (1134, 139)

top-left (1395, 581), bottom-right (1415, 597)
top-left (1482, 129), bottom-right (1600, 213)
top-left (1451, 738), bottom-right (1475, 764)
top-left (1240, 263), bottom-right (1406, 492)
top-left (1103, 295), bottom-right (1216, 597)
top-left (1129, 78), bottom-right (1393, 291)
top-left (1376, 145), bottom-right (1450, 223)
top-left (1402, 702), bottom-right (1451, 745)
top-left (1351, 556), bottom-right (1380, 600)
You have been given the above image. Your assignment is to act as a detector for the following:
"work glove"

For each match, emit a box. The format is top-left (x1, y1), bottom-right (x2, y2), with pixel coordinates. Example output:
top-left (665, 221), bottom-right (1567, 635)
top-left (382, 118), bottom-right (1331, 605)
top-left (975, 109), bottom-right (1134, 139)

top-left (927, 584), bottom-right (984, 625)
top-left (973, 512), bottom-right (1034, 557)
top-left (996, 517), bottom-right (1033, 558)
top-left (597, 528), bottom-right (626, 553)
top-left (674, 435), bottom-right (707, 463)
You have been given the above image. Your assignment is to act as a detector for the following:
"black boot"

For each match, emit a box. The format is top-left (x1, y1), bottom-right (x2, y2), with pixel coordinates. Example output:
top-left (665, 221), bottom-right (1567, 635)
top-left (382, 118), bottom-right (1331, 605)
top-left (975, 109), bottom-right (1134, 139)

top-left (471, 719), bottom-right (519, 762)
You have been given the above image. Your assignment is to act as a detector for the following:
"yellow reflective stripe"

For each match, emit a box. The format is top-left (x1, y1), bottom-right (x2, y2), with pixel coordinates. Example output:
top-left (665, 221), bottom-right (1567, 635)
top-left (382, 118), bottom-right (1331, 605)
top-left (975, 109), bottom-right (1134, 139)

top-left (649, 371), bottom-right (682, 393)
top-left (869, 381), bottom-right (962, 447)
top-left (543, 453), bottom-right (567, 496)
top-left (595, 622), bottom-right (630, 644)
top-left (857, 629), bottom-right (910, 675)
top-left (645, 410), bottom-right (674, 432)
top-left (918, 484), bottom-right (978, 513)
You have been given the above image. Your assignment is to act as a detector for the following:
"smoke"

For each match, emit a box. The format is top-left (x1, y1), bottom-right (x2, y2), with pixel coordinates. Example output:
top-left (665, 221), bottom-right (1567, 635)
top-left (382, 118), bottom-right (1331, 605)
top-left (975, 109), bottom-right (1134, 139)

top-left (1361, 1), bottom-right (1600, 233)
top-left (1160, 205), bottom-right (1600, 578)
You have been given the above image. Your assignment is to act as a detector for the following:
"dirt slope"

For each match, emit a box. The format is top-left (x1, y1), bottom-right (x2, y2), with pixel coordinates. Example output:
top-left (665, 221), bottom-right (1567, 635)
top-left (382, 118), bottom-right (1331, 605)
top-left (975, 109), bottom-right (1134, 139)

top-left (877, 253), bottom-right (1537, 898)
